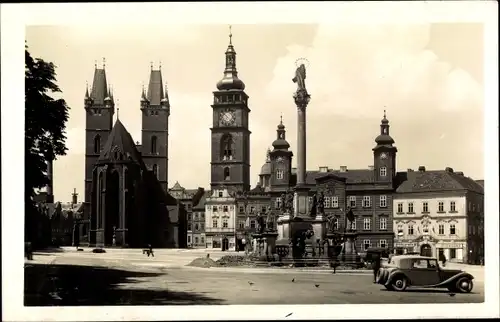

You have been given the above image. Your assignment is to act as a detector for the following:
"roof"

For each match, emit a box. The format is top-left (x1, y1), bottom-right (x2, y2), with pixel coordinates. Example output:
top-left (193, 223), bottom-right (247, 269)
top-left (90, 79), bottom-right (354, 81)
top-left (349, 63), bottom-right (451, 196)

top-left (147, 69), bottom-right (164, 106)
top-left (395, 170), bottom-right (484, 194)
top-left (193, 190), bottom-right (211, 210)
top-left (475, 180), bottom-right (484, 188)
top-left (304, 169), bottom-right (374, 185)
top-left (98, 119), bottom-right (143, 164)
top-left (90, 68), bottom-right (108, 105)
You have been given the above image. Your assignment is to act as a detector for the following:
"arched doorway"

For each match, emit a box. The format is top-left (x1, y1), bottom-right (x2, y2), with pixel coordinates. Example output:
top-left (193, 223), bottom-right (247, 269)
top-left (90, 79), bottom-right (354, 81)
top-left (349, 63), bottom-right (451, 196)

top-left (105, 170), bottom-right (120, 246)
top-left (420, 244), bottom-right (432, 257)
top-left (222, 237), bottom-right (229, 251)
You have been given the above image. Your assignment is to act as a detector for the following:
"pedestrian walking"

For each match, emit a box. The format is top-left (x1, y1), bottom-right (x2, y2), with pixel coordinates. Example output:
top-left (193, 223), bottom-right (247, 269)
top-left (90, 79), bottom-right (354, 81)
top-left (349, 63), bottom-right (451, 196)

top-left (147, 244), bottom-right (154, 257)
top-left (439, 252), bottom-right (447, 267)
top-left (373, 254), bottom-right (381, 283)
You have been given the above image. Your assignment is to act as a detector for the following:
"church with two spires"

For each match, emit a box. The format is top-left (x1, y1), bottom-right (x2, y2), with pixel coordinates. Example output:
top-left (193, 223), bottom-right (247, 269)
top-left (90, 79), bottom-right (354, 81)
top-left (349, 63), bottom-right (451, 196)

top-left (81, 63), bottom-right (187, 248)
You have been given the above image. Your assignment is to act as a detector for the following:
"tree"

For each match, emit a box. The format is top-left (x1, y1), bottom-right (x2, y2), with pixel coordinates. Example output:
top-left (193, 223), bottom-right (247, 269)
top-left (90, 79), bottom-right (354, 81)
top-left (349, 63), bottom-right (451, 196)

top-left (25, 46), bottom-right (70, 244)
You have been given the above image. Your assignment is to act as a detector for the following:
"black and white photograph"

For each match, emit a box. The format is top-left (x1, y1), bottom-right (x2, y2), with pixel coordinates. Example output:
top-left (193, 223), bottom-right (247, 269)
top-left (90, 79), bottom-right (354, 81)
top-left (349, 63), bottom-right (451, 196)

top-left (1, 1), bottom-right (498, 321)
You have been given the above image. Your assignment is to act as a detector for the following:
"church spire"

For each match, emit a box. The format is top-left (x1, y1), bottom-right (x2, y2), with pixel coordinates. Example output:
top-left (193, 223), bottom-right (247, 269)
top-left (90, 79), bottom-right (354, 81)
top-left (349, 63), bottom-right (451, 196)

top-left (374, 109), bottom-right (395, 148)
top-left (90, 59), bottom-right (109, 105)
top-left (216, 25), bottom-right (245, 91)
top-left (272, 115), bottom-right (290, 150)
top-left (147, 64), bottom-right (164, 106)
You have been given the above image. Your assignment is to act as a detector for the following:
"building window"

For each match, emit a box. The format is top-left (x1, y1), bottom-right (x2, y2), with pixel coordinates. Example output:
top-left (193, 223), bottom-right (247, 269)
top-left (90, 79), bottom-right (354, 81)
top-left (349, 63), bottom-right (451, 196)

top-left (332, 196), bottom-right (339, 208)
top-left (422, 202), bottom-right (429, 213)
top-left (151, 136), bottom-right (157, 154)
top-left (397, 203), bottom-right (403, 213)
top-left (379, 217), bottom-right (387, 230)
top-left (276, 169), bottom-right (284, 180)
top-left (423, 225), bottom-right (429, 234)
top-left (212, 206), bottom-right (217, 212)
top-left (187, 223), bottom-right (192, 231)
top-left (380, 167), bottom-right (387, 177)
top-left (188, 236), bottom-right (191, 243)
top-left (379, 195), bottom-right (387, 208)
top-left (223, 205), bottom-right (228, 212)
top-left (195, 223), bottom-right (199, 230)
top-left (152, 164), bottom-right (159, 179)
top-left (93, 135), bottom-right (101, 154)
top-left (379, 239), bottom-right (387, 248)
top-left (201, 237), bottom-right (205, 244)
top-left (408, 225), bottom-right (414, 235)
top-left (212, 219), bottom-right (218, 228)
top-left (449, 248), bottom-right (456, 259)
top-left (221, 134), bottom-right (234, 160)
top-left (450, 201), bottom-right (456, 212)
top-left (408, 202), bottom-right (414, 213)
top-left (239, 206), bottom-right (244, 213)
top-left (250, 206), bottom-right (255, 213)
top-left (450, 224), bottom-right (456, 235)
top-left (201, 223), bottom-right (205, 230)
top-left (349, 196), bottom-right (356, 208)
top-left (224, 167), bottom-right (230, 181)
top-left (362, 196), bottom-right (371, 208)
top-left (438, 224), bottom-right (444, 235)
top-left (250, 220), bottom-right (256, 228)
top-left (222, 219), bottom-right (228, 228)
top-left (363, 218), bottom-right (371, 230)
top-left (325, 197), bottom-right (331, 208)
top-left (438, 202), bottom-right (444, 212)
top-left (397, 225), bottom-right (403, 235)
top-left (238, 220), bottom-right (245, 229)
top-left (261, 206), bottom-right (267, 213)
top-left (218, 191), bottom-right (223, 197)
top-left (275, 197), bottom-right (282, 209)
top-left (363, 240), bottom-right (371, 250)
top-left (351, 220), bottom-right (356, 230)
top-left (195, 237), bottom-right (199, 244)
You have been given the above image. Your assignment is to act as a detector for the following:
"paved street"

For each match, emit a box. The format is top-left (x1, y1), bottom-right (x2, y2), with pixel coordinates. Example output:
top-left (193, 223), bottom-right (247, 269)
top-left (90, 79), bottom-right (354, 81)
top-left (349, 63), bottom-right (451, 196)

top-left (25, 249), bottom-right (484, 305)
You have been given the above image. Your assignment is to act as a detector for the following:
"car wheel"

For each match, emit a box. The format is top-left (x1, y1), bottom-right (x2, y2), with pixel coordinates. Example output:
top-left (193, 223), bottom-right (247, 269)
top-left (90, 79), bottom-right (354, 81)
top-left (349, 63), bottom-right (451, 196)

top-left (456, 277), bottom-right (473, 293)
top-left (391, 275), bottom-right (407, 292)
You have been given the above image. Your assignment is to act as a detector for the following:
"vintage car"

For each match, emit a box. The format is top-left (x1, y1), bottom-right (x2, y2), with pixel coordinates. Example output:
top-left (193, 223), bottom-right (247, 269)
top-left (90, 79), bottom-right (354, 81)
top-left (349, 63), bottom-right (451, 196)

top-left (376, 255), bottom-right (474, 293)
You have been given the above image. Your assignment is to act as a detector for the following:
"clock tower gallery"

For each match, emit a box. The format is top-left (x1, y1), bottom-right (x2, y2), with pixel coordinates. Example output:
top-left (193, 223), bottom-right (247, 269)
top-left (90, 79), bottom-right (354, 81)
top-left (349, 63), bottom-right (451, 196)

top-left (210, 29), bottom-right (251, 193)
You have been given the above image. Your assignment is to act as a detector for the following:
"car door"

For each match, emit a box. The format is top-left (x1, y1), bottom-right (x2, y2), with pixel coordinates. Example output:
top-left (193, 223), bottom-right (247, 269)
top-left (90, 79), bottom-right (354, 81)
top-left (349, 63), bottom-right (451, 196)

top-left (405, 259), bottom-right (440, 286)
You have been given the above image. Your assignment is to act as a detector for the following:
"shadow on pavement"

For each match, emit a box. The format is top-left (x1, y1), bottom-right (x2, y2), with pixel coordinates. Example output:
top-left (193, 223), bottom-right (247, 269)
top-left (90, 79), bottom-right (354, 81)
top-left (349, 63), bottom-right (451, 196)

top-left (24, 263), bottom-right (224, 306)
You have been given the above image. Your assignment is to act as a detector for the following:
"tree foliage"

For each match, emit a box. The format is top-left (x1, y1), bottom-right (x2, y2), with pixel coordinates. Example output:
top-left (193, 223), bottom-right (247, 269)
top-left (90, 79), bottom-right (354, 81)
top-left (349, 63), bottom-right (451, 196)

top-left (25, 47), bottom-right (70, 202)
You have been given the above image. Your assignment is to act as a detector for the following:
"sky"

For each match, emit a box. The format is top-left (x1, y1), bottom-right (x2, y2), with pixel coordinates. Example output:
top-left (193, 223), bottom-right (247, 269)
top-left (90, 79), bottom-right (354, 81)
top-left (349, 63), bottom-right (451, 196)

top-left (25, 23), bottom-right (485, 202)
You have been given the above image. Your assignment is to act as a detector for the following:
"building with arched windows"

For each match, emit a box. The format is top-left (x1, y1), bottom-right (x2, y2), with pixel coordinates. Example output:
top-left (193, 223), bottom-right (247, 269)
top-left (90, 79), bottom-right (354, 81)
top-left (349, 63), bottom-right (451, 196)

top-left (82, 63), bottom-right (186, 248)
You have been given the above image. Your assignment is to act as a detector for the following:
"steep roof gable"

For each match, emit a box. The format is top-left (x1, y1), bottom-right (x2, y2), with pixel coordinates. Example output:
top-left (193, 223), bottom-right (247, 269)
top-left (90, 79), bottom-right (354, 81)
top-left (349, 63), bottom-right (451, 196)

top-left (98, 119), bottom-right (143, 164)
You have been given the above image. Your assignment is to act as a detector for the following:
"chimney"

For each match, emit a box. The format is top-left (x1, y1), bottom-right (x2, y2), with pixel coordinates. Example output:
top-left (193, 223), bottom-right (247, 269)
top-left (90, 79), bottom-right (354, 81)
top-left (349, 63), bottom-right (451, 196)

top-left (340, 166), bottom-right (348, 173)
top-left (319, 166), bottom-right (328, 173)
top-left (418, 166), bottom-right (426, 172)
top-left (456, 171), bottom-right (464, 176)
top-left (445, 167), bottom-right (454, 173)
top-left (368, 165), bottom-right (374, 171)
top-left (72, 188), bottom-right (78, 205)
top-left (407, 168), bottom-right (413, 172)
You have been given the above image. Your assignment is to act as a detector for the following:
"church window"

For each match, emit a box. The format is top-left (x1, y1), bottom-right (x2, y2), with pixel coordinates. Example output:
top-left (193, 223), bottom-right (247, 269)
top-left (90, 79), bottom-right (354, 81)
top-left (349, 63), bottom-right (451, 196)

top-left (151, 136), bottom-right (157, 154)
top-left (224, 167), bottom-right (230, 181)
top-left (221, 135), bottom-right (234, 160)
top-left (380, 166), bottom-right (387, 177)
top-left (152, 164), bottom-right (158, 179)
top-left (276, 169), bottom-right (284, 180)
top-left (383, 127), bottom-right (387, 134)
top-left (93, 135), bottom-right (101, 154)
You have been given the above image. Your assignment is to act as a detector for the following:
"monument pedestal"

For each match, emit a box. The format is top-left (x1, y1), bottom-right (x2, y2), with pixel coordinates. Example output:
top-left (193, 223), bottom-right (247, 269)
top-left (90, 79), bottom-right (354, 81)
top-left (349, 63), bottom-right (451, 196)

top-left (337, 231), bottom-right (362, 268)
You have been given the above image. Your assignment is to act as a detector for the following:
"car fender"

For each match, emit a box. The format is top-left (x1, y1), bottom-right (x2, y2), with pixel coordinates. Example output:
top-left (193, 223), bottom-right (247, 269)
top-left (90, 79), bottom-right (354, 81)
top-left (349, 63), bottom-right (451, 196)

top-left (384, 270), bottom-right (407, 286)
top-left (437, 272), bottom-right (474, 287)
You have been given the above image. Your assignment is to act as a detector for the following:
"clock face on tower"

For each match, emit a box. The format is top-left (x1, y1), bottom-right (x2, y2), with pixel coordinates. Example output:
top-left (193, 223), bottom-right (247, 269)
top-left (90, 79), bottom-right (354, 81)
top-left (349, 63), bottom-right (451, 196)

top-left (220, 109), bottom-right (236, 126)
top-left (276, 156), bottom-right (284, 163)
top-left (380, 152), bottom-right (388, 160)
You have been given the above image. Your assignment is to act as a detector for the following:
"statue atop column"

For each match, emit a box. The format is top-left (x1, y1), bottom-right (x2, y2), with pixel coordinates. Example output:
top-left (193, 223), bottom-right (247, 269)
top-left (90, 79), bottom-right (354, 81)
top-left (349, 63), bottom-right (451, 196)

top-left (317, 191), bottom-right (325, 215)
top-left (280, 189), bottom-right (294, 215)
top-left (326, 214), bottom-right (336, 233)
top-left (265, 207), bottom-right (275, 231)
top-left (309, 193), bottom-right (318, 217)
top-left (256, 213), bottom-right (265, 234)
top-left (292, 58), bottom-right (311, 109)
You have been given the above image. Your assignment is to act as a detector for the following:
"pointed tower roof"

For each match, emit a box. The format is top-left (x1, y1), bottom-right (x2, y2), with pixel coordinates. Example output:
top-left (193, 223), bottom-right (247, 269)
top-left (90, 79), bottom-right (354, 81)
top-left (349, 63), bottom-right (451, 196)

top-left (272, 115), bottom-right (290, 150)
top-left (373, 110), bottom-right (396, 150)
top-left (90, 64), bottom-right (108, 105)
top-left (147, 65), bottom-right (164, 106)
top-left (216, 25), bottom-right (246, 91)
top-left (98, 119), bottom-right (143, 164)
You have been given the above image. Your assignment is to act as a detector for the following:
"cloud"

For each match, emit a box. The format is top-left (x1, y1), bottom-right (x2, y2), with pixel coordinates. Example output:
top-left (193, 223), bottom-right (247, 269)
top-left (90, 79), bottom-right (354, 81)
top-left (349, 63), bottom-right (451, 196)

top-left (266, 24), bottom-right (483, 119)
